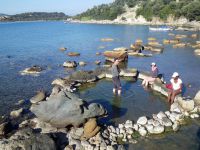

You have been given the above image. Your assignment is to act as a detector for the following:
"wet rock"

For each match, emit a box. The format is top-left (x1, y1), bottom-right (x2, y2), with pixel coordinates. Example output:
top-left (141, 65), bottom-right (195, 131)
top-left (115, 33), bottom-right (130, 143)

top-left (104, 51), bottom-right (128, 62)
top-left (79, 61), bottom-right (87, 66)
top-left (194, 90), bottom-right (200, 105)
top-left (70, 70), bottom-right (98, 83)
top-left (101, 38), bottom-right (114, 42)
top-left (59, 47), bottom-right (67, 51)
top-left (113, 47), bottom-right (128, 52)
top-left (194, 49), bottom-right (200, 56)
top-left (10, 108), bottom-right (23, 118)
top-left (63, 61), bottom-right (77, 68)
top-left (20, 65), bottom-right (43, 75)
top-left (68, 52), bottom-right (80, 56)
top-left (0, 128), bottom-right (56, 150)
top-left (137, 116), bottom-right (148, 125)
top-left (173, 43), bottom-right (186, 48)
top-left (15, 99), bottom-right (25, 105)
top-left (177, 98), bottom-right (194, 112)
top-left (95, 60), bottom-right (101, 65)
top-left (120, 68), bottom-right (137, 77)
top-left (172, 122), bottom-right (180, 132)
top-left (31, 91), bottom-right (107, 128)
top-left (96, 52), bottom-right (101, 55)
top-left (30, 91), bottom-right (46, 104)
top-left (0, 122), bottom-right (8, 135)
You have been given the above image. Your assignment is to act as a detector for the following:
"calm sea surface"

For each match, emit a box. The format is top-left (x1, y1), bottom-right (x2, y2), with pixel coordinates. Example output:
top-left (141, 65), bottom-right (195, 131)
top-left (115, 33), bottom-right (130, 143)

top-left (0, 21), bottom-right (200, 149)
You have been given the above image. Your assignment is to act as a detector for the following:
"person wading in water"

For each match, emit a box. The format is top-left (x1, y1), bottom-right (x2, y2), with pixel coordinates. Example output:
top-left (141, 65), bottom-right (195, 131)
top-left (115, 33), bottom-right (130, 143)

top-left (112, 58), bottom-right (122, 95)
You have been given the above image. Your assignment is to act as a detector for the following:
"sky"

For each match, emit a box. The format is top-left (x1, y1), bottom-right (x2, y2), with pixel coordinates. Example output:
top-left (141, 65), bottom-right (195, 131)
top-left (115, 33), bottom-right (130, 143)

top-left (0, 0), bottom-right (114, 16)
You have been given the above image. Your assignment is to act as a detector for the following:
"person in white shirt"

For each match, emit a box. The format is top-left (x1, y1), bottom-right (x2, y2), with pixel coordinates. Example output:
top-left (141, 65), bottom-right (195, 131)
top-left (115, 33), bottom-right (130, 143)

top-left (167, 72), bottom-right (183, 104)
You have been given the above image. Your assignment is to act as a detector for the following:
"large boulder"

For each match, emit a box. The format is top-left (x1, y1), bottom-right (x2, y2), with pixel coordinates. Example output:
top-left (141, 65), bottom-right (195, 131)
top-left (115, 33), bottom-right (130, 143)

top-left (194, 90), bottom-right (200, 105)
top-left (0, 128), bottom-right (56, 150)
top-left (177, 97), bottom-right (195, 112)
top-left (31, 91), bottom-right (107, 128)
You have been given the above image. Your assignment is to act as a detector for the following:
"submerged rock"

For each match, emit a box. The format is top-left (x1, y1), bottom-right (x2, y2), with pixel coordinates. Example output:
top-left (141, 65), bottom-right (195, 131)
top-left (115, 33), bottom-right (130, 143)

top-left (31, 91), bottom-right (107, 128)
top-left (79, 61), bottom-right (87, 66)
top-left (68, 52), bottom-right (80, 56)
top-left (20, 65), bottom-right (43, 75)
top-left (59, 47), bottom-right (67, 51)
top-left (63, 61), bottom-right (77, 68)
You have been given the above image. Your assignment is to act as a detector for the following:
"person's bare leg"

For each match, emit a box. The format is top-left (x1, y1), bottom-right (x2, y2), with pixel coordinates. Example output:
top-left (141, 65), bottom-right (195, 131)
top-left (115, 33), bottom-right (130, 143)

top-left (113, 88), bottom-right (116, 94)
top-left (171, 90), bottom-right (180, 104)
top-left (118, 89), bottom-right (121, 95)
top-left (142, 79), bottom-right (146, 86)
top-left (168, 90), bottom-right (172, 103)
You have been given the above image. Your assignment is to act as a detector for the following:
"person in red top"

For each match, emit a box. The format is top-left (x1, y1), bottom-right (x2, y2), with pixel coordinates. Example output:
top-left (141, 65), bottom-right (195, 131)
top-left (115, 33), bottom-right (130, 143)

top-left (142, 62), bottom-right (159, 87)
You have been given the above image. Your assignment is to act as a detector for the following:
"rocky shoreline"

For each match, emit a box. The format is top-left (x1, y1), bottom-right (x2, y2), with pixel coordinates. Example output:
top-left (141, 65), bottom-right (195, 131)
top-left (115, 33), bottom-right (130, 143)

top-left (68, 19), bottom-right (200, 31)
top-left (1, 63), bottom-right (200, 150)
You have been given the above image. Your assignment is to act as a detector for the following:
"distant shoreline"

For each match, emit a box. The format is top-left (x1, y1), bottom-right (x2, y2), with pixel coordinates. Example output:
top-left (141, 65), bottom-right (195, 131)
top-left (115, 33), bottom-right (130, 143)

top-left (68, 19), bottom-right (200, 30)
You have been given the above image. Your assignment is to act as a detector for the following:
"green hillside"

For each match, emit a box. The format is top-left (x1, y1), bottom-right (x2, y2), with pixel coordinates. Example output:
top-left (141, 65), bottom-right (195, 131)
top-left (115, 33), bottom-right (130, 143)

top-left (74, 0), bottom-right (200, 21)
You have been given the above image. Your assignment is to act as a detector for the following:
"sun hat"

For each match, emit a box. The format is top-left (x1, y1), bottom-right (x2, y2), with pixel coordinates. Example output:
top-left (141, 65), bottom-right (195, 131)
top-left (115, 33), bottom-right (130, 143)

top-left (172, 72), bottom-right (179, 78)
top-left (151, 62), bottom-right (156, 66)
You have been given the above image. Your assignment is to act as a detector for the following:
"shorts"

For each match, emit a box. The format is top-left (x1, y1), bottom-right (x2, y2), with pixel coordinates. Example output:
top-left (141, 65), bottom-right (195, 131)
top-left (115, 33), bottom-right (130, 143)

top-left (112, 76), bottom-right (121, 90)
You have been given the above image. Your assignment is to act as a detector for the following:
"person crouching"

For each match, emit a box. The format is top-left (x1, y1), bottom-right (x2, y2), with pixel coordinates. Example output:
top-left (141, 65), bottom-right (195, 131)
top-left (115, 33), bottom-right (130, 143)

top-left (142, 62), bottom-right (159, 87)
top-left (112, 58), bottom-right (121, 95)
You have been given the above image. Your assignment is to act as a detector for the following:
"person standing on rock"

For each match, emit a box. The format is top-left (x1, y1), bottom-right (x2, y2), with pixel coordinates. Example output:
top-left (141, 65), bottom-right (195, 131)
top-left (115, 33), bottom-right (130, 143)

top-left (167, 72), bottom-right (183, 104)
top-left (142, 62), bottom-right (159, 87)
top-left (112, 58), bottom-right (121, 95)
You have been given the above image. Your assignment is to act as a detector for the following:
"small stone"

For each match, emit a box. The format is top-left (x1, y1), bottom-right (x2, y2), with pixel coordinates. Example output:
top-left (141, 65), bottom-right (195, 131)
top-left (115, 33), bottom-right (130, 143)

top-left (63, 61), bottom-right (77, 68)
top-left (122, 138), bottom-right (127, 142)
top-left (157, 111), bottom-right (166, 119)
top-left (79, 61), bottom-right (87, 66)
top-left (151, 125), bottom-right (165, 134)
top-left (107, 146), bottom-right (115, 150)
top-left (172, 122), bottom-right (180, 132)
top-left (137, 116), bottom-right (148, 125)
top-left (10, 108), bottom-right (23, 118)
top-left (138, 127), bottom-right (147, 136)
top-left (15, 99), bottom-right (25, 105)
top-left (162, 117), bottom-right (172, 127)
top-left (126, 128), bottom-right (134, 135)
top-left (165, 111), bottom-right (171, 117)
top-left (129, 139), bottom-right (138, 144)
top-left (133, 124), bottom-right (139, 131)
top-left (190, 113), bottom-right (199, 118)
top-left (152, 120), bottom-right (160, 127)
top-left (118, 124), bottom-right (124, 129)
top-left (95, 60), bottom-right (101, 65)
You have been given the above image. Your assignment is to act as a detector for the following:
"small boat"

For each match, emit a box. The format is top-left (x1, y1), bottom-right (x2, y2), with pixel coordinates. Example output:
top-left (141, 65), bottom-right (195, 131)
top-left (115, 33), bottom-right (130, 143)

top-left (149, 27), bottom-right (173, 31)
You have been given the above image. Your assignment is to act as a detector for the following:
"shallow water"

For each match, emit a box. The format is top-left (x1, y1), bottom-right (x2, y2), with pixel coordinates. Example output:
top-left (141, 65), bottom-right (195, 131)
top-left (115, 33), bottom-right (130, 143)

top-left (0, 21), bottom-right (200, 149)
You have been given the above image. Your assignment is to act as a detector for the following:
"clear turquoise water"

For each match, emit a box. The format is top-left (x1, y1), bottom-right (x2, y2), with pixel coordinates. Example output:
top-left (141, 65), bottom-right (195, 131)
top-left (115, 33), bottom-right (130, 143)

top-left (0, 21), bottom-right (200, 149)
